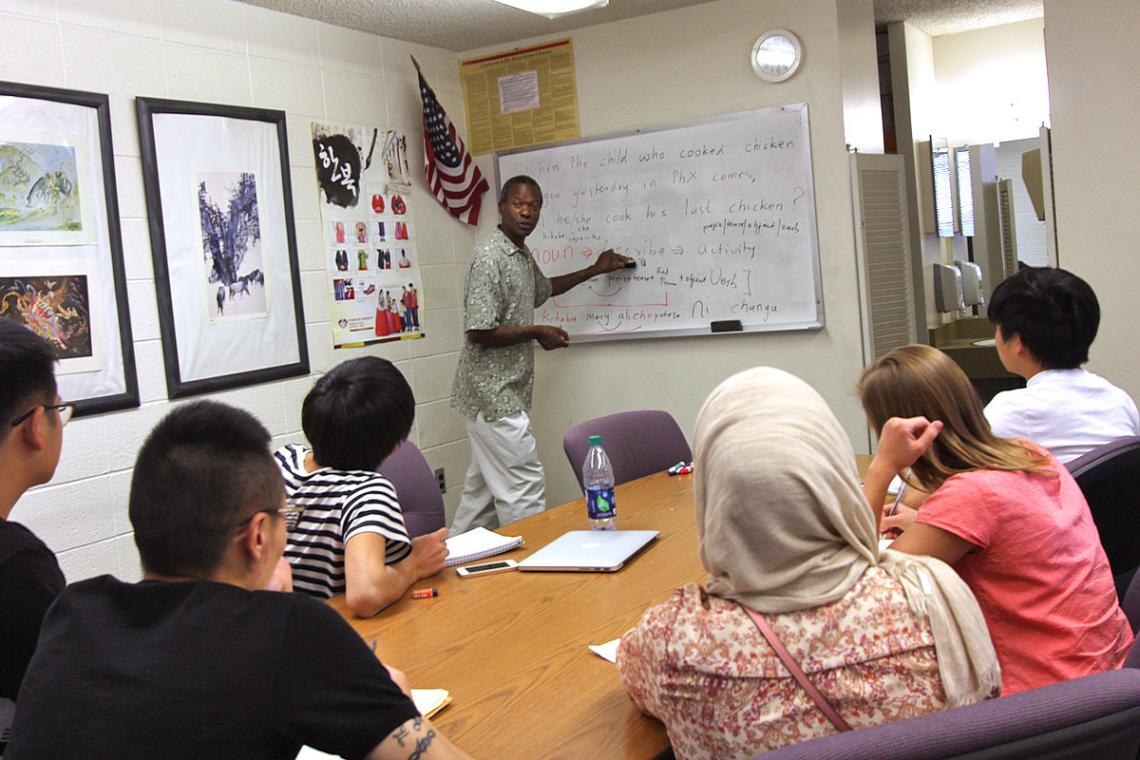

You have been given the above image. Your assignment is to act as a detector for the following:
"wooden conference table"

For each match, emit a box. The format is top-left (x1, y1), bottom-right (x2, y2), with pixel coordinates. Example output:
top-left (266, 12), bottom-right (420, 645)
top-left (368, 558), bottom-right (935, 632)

top-left (330, 471), bottom-right (700, 760)
top-left (329, 456), bottom-right (875, 759)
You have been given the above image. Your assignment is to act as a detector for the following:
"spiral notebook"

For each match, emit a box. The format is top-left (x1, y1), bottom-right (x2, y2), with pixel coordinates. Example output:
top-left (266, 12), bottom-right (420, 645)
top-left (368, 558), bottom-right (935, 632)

top-left (444, 527), bottom-right (524, 568)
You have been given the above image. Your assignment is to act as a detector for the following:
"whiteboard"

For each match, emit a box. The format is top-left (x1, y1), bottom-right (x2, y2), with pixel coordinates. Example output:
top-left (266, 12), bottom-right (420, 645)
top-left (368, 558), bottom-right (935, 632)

top-left (496, 104), bottom-right (823, 341)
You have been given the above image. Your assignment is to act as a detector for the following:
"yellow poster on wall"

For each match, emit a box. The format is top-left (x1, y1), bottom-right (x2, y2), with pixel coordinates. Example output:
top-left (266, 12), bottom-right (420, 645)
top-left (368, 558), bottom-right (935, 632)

top-left (460, 38), bottom-right (581, 156)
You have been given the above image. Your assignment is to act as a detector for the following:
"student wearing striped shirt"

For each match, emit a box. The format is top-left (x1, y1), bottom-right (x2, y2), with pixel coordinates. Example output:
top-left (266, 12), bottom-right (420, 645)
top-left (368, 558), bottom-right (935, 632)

top-left (276, 357), bottom-right (448, 617)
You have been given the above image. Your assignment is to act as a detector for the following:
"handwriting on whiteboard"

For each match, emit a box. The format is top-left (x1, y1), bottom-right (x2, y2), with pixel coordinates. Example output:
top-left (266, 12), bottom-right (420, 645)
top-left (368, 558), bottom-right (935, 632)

top-left (498, 105), bottom-right (822, 339)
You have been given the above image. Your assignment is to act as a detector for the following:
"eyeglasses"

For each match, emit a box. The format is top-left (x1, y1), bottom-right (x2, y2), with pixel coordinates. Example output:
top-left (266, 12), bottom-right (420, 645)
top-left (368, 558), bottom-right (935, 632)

top-left (235, 506), bottom-right (305, 529)
top-left (10, 402), bottom-right (75, 428)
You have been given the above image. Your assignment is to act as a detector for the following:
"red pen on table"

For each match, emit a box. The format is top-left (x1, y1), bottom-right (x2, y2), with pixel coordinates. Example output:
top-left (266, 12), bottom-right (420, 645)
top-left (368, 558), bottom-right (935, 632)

top-left (412, 587), bottom-right (439, 599)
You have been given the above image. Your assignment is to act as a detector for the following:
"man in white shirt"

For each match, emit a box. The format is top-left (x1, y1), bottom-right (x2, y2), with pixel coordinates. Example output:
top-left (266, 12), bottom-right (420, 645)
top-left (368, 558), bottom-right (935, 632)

top-left (985, 267), bottom-right (1139, 462)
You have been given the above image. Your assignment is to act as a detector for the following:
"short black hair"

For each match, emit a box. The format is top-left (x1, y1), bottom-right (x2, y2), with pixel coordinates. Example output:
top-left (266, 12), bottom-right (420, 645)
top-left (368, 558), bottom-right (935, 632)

top-left (987, 267), bottom-right (1099, 369)
top-left (301, 357), bottom-right (414, 470)
top-left (0, 320), bottom-right (58, 434)
top-left (499, 175), bottom-right (542, 206)
top-left (129, 401), bottom-right (283, 577)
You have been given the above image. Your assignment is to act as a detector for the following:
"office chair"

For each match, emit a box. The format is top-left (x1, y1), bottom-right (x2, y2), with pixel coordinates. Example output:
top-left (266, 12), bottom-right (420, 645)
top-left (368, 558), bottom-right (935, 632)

top-left (563, 410), bottom-right (692, 491)
top-left (1066, 436), bottom-right (1140, 598)
top-left (377, 441), bottom-right (445, 537)
top-left (763, 668), bottom-right (1140, 760)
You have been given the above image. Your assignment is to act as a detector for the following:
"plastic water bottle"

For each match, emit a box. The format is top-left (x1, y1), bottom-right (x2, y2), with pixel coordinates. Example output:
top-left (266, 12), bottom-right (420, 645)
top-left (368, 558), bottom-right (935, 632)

top-left (583, 434), bottom-right (617, 530)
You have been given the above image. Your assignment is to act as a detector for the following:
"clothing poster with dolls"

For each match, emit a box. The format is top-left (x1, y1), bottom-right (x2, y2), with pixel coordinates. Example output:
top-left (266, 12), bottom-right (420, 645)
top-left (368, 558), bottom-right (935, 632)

top-left (311, 122), bottom-right (425, 347)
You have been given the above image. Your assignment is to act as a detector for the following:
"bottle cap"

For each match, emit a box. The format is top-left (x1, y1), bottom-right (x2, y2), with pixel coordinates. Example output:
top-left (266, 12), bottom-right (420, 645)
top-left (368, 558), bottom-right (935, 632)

top-left (588, 434), bottom-right (603, 446)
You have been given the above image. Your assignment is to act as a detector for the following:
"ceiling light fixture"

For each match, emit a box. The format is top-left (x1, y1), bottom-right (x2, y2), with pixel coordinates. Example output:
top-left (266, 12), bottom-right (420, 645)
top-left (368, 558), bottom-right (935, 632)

top-left (492, 0), bottom-right (609, 20)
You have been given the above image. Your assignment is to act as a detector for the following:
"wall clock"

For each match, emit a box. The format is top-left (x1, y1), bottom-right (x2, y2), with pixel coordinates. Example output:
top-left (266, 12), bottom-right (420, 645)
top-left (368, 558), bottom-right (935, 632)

top-left (752, 29), bottom-right (802, 82)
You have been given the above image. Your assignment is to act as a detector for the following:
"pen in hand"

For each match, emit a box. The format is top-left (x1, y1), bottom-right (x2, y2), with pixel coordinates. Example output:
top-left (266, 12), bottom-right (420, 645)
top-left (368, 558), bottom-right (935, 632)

top-left (882, 481), bottom-right (908, 540)
top-left (887, 481), bottom-right (908, 519)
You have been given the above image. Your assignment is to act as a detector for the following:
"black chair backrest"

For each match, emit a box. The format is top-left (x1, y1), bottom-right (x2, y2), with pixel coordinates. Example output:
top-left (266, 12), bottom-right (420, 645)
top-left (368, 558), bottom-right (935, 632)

top-left (1122, 568), bottom-right (1140, 635)
top-left (1066, 437), bottom-right (1140, 579)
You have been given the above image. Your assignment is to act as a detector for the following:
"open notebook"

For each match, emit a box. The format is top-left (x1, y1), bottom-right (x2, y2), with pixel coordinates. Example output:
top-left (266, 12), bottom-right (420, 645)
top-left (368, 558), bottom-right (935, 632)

top-left (296, 689), bottom-right (451, 759)
top-left (444, 527), bottom-right (523, 568)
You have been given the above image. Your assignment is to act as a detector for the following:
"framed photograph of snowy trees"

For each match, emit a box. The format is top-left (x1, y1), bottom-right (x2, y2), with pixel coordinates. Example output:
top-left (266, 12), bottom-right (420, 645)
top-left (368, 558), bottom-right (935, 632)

top-left (0, 80), bottom-right (139, 417)
top-left (136, 98), bottom-right (308, 398)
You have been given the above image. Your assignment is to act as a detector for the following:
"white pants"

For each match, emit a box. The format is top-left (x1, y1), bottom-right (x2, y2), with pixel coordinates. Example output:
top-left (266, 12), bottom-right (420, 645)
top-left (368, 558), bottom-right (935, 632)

top-left (451, 411), bottom-right (546, 534)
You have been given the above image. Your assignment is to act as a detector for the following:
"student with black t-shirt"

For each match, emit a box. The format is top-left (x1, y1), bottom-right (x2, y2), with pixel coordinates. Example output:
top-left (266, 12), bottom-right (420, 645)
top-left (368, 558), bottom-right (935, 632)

top-left (0, 321), bottom-right (69, 753)
top-left (8, 401), bottom-right (470, 760)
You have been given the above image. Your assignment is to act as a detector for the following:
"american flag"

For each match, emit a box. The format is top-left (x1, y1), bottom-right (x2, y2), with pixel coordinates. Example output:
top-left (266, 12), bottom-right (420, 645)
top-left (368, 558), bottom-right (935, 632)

top-left (418, 67), bottom-right (488, 226)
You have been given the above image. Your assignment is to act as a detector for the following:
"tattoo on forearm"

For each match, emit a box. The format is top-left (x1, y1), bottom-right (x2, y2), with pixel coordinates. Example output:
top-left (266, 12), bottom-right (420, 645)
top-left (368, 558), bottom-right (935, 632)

top-left (412, 716), bottom-right (423, 731)
top-left (407, 729), bottom-right (436, 760)
top-left (394, 725), bottom-right (409, 747)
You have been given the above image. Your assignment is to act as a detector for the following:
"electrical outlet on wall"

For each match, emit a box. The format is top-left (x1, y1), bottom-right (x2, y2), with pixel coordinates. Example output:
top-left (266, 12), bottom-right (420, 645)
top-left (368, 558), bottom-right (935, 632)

top-left (434, 467), bottom-right (446, 494)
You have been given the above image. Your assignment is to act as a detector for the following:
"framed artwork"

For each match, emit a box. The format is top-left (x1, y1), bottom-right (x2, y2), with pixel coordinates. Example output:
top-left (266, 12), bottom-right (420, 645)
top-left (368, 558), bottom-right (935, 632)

top-left (0, 80), bottom-right (139, 416)
top-left (136, 98), bottom-right (309, 398)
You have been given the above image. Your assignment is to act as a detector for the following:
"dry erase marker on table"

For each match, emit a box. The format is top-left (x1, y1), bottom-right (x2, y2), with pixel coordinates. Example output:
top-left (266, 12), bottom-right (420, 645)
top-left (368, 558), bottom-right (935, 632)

top-left (412, 587), bottom-right (439, 599)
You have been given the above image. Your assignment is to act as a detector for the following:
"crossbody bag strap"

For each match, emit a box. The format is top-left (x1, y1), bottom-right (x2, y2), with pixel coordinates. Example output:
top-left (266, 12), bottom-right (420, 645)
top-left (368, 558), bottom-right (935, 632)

top-left (739, 603), bottom-right (853, 732)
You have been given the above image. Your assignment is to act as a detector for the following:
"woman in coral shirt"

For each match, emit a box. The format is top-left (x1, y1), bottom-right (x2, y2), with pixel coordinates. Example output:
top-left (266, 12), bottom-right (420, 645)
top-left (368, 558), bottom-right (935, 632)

top-left (617, 367), bottom-right (999, 760)
top-left (862, 344), bottom-right (1132, 695)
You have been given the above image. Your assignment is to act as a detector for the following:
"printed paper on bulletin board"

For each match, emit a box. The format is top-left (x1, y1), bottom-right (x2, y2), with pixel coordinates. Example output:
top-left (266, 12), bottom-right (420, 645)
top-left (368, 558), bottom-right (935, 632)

top-left (311, 122), bottom-right (426, 349)
top-left (460, 38), bottom-right (581, 156)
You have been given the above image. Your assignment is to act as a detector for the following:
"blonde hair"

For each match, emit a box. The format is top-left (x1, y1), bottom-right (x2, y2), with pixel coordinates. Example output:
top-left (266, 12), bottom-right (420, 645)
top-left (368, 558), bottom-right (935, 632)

top-left (859, 344), bottom-right (1051, 491)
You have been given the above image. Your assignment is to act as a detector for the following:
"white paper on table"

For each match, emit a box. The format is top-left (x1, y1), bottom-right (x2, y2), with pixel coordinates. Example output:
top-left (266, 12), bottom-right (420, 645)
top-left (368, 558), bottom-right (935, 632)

top-left (412, 688), bottom-right (452, 718)
top-left (589, 638), bottom-right (622, 664)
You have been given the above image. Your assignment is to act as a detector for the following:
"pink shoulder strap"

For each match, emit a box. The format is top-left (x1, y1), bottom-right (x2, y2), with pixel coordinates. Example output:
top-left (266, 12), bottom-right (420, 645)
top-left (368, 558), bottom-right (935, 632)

top-left (739, 603), bottom-right (853, 733)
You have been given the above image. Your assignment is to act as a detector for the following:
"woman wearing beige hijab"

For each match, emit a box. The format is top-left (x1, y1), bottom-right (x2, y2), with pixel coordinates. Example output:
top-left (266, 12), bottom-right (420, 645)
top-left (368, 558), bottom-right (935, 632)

top-left (616, 368), bottom-right (1000, 760)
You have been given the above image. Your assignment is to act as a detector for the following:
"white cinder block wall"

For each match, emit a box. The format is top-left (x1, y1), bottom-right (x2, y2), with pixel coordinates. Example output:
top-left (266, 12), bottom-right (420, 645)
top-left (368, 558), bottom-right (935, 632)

top-left (0, 0), bottom-right (476, 582)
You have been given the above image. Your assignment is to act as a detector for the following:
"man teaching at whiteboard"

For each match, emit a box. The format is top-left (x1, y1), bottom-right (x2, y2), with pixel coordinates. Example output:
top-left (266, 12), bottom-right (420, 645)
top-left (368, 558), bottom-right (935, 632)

top-left (450, 175), bottom-right (633, 534)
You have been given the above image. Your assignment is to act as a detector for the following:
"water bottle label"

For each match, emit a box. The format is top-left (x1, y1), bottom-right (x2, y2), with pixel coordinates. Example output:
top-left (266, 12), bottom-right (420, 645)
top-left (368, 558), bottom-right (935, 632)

top-left (587, 488), bottom-right (616, 520)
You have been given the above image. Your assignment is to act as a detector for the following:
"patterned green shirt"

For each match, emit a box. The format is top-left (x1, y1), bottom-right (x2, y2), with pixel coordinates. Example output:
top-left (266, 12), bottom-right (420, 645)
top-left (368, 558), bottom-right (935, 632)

top-left (451, 228), bottom-right (553, 421)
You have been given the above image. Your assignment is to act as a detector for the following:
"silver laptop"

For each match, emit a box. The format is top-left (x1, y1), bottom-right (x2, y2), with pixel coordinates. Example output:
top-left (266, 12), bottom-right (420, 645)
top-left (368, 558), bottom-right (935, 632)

top-left (518, 530), bottom-right (659, 573)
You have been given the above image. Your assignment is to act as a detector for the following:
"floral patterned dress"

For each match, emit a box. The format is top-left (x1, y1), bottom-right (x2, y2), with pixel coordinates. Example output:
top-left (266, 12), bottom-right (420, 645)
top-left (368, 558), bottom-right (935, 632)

top-left (616, 568), bottom-right (948, 759)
